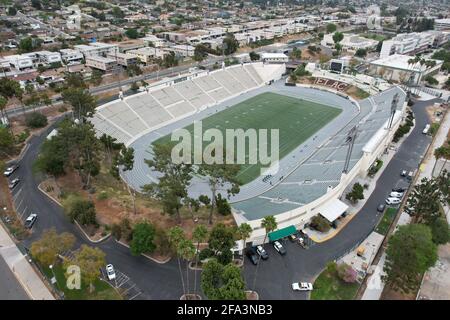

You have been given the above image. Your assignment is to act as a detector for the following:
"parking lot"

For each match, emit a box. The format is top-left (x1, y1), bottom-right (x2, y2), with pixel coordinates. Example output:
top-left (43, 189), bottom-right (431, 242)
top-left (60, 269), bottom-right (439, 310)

top-left (101, 267), bottom-right (144, 300)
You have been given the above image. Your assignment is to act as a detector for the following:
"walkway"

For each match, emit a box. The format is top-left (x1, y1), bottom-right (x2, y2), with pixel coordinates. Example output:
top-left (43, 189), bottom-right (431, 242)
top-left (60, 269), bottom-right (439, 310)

top-left (0, 224), bottom-right (54, 300)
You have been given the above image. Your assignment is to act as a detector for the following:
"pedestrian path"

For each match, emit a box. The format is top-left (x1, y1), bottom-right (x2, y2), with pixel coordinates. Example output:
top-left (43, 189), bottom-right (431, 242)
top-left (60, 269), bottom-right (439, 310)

top-left (0, 224), bottom-right (54, 300)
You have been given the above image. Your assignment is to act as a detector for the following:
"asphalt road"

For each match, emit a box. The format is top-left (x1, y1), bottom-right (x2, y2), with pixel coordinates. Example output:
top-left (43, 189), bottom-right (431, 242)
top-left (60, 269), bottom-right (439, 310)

top-left (5, 97), bottom-right (437, 300)
top-left (0, 255), bottom-right (29, 300)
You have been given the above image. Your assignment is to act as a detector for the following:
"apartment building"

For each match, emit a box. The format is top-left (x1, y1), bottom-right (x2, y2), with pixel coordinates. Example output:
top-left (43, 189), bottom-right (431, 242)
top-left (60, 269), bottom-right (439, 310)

top-left (166, 45), bottom-right (195, 58)
top-left (59, 49), bottom-right (84, 64)
top-left (142, 35), bottom-right (167, 48)
top-left (321, 33), bottom-right (378, 52)
top-left (107, 52), bottom-right (138, 67)
top-left (261, 52), bottom-right (289, 64)
top-left (127, 47), bottom-right (166, 65)
top-left (117, 40), bottom-right (145, 53)
top-left (5, 55), bottom-right (33, 70)
top-left (85, 55), bottom-right (117, 72)
top-left (435, 18), bottom-right (450, 31)
top-left (74, 42), bottom-right (118, 58)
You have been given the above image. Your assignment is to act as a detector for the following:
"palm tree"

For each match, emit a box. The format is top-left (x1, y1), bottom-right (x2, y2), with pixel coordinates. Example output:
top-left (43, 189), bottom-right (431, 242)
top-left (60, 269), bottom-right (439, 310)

top-left (251, 216), bottom-right (277, 292)
top-left (192, 224), bottom-right (208, 297)
top-left (434, 143), bottom-right (450, 175)
top-left (178, 238), bottom-right (196, 299)
top-left (236, 223), bottom-right (252, 264)
top-left (168, 226), bottom-right (187, 297)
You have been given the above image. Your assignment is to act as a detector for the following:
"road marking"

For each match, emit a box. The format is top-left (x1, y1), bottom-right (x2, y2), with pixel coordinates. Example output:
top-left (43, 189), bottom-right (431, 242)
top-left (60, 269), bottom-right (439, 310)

top-left (13, 187), bottom-right (23, 200)
top-left (19, 206), bottom-right (28, 219)
top-left (15, 198), bottom-right (24, 212)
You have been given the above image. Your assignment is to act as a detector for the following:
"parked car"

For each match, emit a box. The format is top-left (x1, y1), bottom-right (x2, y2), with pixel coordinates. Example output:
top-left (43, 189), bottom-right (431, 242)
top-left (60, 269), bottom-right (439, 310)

top-left (297, 236), bottom-right (307, 249)
top-left (273, 241), bottom-right (287, 255)
top-left (24, 213), bottom-right (37, 229)
top-left (377, 204), bottom-right (386, 212)
top-left (8, 178), bottom-right (20, 189)
top-left (3, 164), bottom-right (19, 177)
top-left (407, 171), bottom-right (414, 181)
top-left (246, 248), bottom-right (259, 265)
top-left (256, 245), bottom-right (269, 260)
top-left (389, 191), bottom-right (404, 198)
top-left (392, 187), bottom-right (406, 193)
top-left (386, 197), bottom-right (401, 205)
top-left (400, 169), bottom-right (407, 177)
top-left (106, 264), bottom-right (116, 281)
top-left (292, 282), bottom-right (313, 291)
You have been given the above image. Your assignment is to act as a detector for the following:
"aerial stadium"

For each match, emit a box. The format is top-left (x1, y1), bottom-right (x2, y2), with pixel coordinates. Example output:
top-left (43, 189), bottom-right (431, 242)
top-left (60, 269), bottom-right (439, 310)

top-left (89, 61), bottom-right (407, 244)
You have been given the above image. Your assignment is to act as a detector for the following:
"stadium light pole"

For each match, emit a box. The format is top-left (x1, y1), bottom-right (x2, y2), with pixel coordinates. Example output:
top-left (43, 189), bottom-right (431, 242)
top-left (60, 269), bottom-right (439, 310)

top-left (343, 125), bottom-right (357, 174)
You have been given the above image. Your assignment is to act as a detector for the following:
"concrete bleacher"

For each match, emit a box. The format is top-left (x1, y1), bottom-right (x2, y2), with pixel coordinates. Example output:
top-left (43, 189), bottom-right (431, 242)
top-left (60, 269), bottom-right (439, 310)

top-left (91, 63), bottom-right (284, 146)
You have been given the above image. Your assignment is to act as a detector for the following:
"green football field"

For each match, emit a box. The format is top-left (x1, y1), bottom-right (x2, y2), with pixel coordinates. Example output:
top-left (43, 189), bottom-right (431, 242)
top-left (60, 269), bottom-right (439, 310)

top-left (153, 92), bottom-right (342, 184)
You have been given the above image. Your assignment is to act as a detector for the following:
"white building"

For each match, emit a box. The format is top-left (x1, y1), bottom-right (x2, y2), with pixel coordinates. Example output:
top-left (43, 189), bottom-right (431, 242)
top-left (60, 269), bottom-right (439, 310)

top-left (142, 35), bottom-right (167, 48)
top-left (260, 52), bottom-right (288, 63)
top-left (435, 19), bottom-right (450, 31)
top-left (321, 33), bottom-right (378, 52)
top-left (369, 54), bottom-right (443, 84)
top-left (5, 55), bottom-right (33, 70)
top-left (127, 47), bottom-right (165, 65)
top-left (380, 31), bottom-right (448, 58)
top-left (74, 42), bottom-right (118, 58)
top-left (59, 49), bottom-right (84, 63)
top-left (107, 52), bottom-right (138, 67)
top-left (166, 44), bottom-right (195, 58)
top-left (85, 55), bottom-right (117, 72)
top-left (31, 51), bottom-right (62, 65)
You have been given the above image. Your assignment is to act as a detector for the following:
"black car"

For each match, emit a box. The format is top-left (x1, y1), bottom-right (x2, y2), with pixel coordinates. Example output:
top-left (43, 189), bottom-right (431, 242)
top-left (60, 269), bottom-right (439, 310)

top-left (377, 204), bottom-right (386, 213)
top-left (392, 187), bottom-right (406, 193)
top-left (245, 248), bottom-right (259, 265)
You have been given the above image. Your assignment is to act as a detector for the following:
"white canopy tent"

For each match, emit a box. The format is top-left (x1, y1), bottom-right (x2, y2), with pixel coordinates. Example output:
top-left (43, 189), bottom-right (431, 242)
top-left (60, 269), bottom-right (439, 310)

top-left (318, 198), bottom-right (349, 223)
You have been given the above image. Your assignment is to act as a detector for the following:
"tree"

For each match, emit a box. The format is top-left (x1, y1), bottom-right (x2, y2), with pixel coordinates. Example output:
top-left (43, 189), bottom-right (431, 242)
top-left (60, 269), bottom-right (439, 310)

top-left (290, 47), bottom-right (302, 60)
top-left (346, 182), bottom-right (365, 203)
top-left (112, 6), bottom-right (125, 19)
top-left (178, 238), bottom-right (196, 298)
top-left (127, 64), bottom-right (142, 77)
top-left (326, 23), bottom-right (337, 33)
top-left (168, 226), bottom-right (187, 296)
top-left (143, 143), bottom-right (193, 223)
top-left (65, 197), bottom-right (97, 226)
top-left (383, 224), bottom-right (438, 294)
top-left (355, 48), bottom-right (367, 58)
top-left (0, 127), bottom-right (14, 155)
top-left (130, 221), bottom-right (156, 256)
top-left (66, 245), bottom-right (106, 293)
top-left (201, 259), bottom-right (246, 300)
top-left (7, 6), bottom-right (17, 16)
top-left (18, 37), bottom-right (40, 53)
top-left (198, 149), bottom-right (240, 224)
top-left (222, 33), bottom-right (239, 55)
top-left (249, 51), bottom-right (260, 61)
top-left (236, 222), bottom-right (252, 274)
top-left (130, 82), bottom-right (139, 92)
top-left (406, 177), bottom-right (442, 225)
top-left (194, 44), bottom-right (209, 62)
top-left (31, 0), bottom-right (42, 10)
top-left (62, 88), bottom-right (96, 120)
top-left (125, 28), bottom-right (140, 39)
top-left (252, 215), bottom-right (277, 291)
top-left (430, 217), bottom-right (450, 245)
top-left (333, 32), bottom-right (344, 45)
top-left (30, 228), bottom-right (75, 267)
top-left (208, 223), bottom-right (235, 265)
top-left (25, 112), bottom-right (47, 128)
top-left (192, 224), bottom-right (208, 296)
top-left (310, 215), bottom-right (331, 232)
top-left (90, 70), bottom-right (103, 86)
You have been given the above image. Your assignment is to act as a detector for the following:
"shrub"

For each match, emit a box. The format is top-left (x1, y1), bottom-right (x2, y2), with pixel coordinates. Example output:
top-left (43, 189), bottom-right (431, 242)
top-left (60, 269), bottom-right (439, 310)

top-left (25, 112), bottom-right (47, 128)
top-left (337, 263), bottom-right (358, 283)
top-left (97, 190), bottom-right (108, 200)
top-left (64, 196), bottom-right (97, 226)
top-left (199, 248), bottom-right (215, 261)
top-left (119, 218), bottom-right (133, 242)
top-left (111, 223), bottom-right (122, 240)
top-left (431, 217), bottom-right (450, 245)
top-left (216, 194), bottom-right (231, 215)
top-left (217, 249), bottom-right (233, 265)
top-left (310, 215), bottom-right (331, 232)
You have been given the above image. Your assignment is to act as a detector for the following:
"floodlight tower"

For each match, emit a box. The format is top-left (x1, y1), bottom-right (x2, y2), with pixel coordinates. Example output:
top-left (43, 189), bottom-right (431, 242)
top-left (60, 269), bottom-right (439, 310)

top-left (343, 125), bottom-right (358, 174)
top-left (386, 93), bottom-right (399, 129)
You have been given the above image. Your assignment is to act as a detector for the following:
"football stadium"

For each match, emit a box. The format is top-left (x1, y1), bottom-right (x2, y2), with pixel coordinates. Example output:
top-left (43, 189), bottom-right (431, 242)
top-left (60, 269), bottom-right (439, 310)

top-left (90, 62), bottom-right (407, 244)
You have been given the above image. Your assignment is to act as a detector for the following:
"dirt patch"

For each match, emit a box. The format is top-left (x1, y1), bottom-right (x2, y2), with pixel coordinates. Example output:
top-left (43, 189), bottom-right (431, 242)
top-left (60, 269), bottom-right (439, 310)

top-left (425, 102), bottom-right (446, 124)
top-left (380, 285), bottom-right (416, 300)
top-left (41, 167), bottom-right (235, 241)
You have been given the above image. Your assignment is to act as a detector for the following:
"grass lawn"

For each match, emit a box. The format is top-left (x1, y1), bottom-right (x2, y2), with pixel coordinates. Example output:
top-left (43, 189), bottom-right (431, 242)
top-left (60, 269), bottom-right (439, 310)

top-left (311, 263), bottom-right (359, 300)
top-left (44, 263), bottom-right (122, 300)
top-left (375, 207), bottom-right (398, 236)
top-left (154, 92), bottom-right (341, 184)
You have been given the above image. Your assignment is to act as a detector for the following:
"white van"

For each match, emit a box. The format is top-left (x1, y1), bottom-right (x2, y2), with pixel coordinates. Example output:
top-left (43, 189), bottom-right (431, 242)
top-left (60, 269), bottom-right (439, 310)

top-left (422, 124), bottom-right (430, 134)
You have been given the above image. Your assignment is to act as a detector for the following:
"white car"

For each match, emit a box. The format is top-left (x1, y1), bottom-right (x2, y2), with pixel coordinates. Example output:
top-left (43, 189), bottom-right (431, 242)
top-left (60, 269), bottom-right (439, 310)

top-left (292, 282), bottom-right (313, 291)
top-left (389, 191), bottom-right (404, 198)
top-left (273, 241), bottom-right (286, 255)
top-left (4, 165), bottom-right (19, 177)
top-left (106, 264), bottom-right (116, 281)
top-left (386, 197), bottom-right (401, 205)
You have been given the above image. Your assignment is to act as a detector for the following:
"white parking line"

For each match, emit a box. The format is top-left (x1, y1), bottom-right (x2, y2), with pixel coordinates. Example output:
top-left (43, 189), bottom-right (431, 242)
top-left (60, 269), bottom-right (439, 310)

top-left (19, 206), bottom-right (28, 219)
top-left (15, 197), bottom-right (24, 212)
top-left (13, 187), bottom-right (23, 200)
top-left (129, 292), bottom-right (142, 300)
